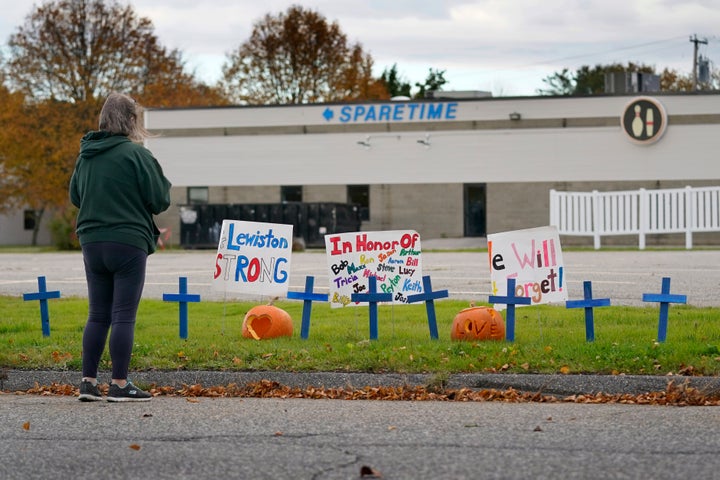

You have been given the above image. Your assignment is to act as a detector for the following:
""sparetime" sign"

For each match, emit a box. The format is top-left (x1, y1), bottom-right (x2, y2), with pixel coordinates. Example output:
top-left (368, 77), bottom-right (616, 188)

top-left (322, 102), bottom-right (458, 123)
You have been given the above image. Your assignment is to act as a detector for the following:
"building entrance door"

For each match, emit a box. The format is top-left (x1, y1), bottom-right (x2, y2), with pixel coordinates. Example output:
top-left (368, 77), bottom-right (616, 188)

top-left (464, 184), bottom-right (486, 237)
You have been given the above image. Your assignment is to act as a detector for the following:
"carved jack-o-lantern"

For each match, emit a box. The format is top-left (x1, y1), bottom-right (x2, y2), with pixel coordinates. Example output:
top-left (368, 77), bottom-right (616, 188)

top-left (451, 305), bottom-right (505, 341)
top-left (242, 302), bottom-right (293, 340)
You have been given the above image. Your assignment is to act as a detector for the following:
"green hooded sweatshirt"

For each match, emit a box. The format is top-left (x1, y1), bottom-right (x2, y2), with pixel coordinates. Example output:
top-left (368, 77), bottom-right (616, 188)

top-left (69, 131), bottom-right (172, 254)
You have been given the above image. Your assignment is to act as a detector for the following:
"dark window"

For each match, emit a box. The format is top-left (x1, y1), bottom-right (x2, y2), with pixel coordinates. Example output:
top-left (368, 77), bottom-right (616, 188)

top-left (187, 186), bottom-right (209, 205)
top-left (23, 210), bottom-right (35, 230)
top-left (281, 185), bottom-right (302, 202)
top-left (347, 185), bottom-right (369, 221)
top-left (463, 184), bottom-right (486, 237)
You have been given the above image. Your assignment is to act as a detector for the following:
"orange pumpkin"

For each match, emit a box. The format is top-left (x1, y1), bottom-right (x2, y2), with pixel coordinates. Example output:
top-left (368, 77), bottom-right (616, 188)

top-left (451, 305), bottom-right (505, 341)
top-left (242, 302), bottom-right (293, 340)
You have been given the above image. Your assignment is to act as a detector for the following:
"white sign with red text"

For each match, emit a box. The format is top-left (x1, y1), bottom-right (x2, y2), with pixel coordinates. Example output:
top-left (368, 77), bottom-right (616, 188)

top-left (487, 226), bottom-right (567, 308)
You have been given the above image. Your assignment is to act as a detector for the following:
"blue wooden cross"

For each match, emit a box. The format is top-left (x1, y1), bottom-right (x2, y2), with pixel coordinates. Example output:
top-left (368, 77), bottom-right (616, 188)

top-left (642, 277), bottom-right (687, 343)
top-left (407, 275), bottom-right (449, 340)
top-left (565, 280), bottom-right (611, 342)
top-left (351, 276), bottom-right (393, 340)
top-left (287, 276), bottom-right (329, 339)
top-left (22, 276), bottom-right (61, 337)
top-left (163, 277), bottom-right (201, 339)
top-left (488, 278), bottom-right (531, 342)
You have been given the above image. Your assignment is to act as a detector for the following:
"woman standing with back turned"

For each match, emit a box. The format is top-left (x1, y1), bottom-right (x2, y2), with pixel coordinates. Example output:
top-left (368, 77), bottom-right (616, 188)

top-left (70, 92), bottom-right (171, 402)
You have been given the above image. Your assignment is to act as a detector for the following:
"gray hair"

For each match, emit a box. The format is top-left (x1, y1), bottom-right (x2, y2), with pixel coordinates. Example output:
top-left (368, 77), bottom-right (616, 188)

top-left (98, 92), bottom-right (150, 142)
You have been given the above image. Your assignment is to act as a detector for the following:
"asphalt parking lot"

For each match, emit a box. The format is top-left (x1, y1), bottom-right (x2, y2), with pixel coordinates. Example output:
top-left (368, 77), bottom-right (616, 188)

top-left (2, 246), bottom-right (720, 307)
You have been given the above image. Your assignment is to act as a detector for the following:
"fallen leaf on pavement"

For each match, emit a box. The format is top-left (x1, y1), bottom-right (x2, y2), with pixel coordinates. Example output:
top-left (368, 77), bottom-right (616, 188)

top-left (8, 379), bottom-right (720, 406)
top-left (360, 465), bottom-right (382, 478)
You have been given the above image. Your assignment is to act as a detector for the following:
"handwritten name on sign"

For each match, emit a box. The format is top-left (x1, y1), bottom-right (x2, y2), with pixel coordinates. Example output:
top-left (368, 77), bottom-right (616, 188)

top-left (487, 226), bottom-right (567, 309)
top-left (212, 220), bottom-right (293, 297)
top-left (325, 230), bottom-right (422, 308)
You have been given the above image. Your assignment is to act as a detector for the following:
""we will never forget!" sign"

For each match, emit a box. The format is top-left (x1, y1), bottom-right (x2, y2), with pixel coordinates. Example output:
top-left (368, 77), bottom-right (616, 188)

top-left (487, 226), bottom-right (567, 308)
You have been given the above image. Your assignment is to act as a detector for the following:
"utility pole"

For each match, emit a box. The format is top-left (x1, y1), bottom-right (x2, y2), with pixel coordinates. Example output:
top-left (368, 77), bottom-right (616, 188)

top-left (690, 34), bottom-right (708, 90)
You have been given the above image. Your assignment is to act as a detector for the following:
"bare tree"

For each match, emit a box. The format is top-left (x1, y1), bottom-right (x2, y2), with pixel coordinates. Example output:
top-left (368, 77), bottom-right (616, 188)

top-left (221, 5), bottom-right (385, 104)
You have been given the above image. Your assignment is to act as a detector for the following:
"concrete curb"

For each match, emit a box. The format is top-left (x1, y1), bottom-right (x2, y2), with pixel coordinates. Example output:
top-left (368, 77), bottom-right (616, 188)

top-left (3, 370), bottom-right (720, 397)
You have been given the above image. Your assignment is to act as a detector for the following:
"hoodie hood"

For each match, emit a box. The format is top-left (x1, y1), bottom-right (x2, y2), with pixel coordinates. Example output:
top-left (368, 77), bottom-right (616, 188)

top-left (79, 131), bottom-right (131, 159)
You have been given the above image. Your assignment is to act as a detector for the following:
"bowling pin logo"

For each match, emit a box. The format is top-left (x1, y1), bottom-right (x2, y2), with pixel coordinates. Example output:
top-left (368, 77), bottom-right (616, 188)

top-left (645, 108), bottom-right (654, 136)
top-left (632, 105), bottom-right (643, 137)
top-left (621, 97), bottom-right (667, 145)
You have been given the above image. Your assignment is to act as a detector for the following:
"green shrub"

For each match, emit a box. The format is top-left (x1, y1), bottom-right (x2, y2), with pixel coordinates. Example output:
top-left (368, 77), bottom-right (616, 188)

top-left (48, 206), bottom-right (80, 250)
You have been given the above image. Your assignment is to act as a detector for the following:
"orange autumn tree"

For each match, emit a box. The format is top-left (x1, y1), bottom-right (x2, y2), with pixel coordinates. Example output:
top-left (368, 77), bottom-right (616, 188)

top-left (337, 44), bottom-right (390, 102)
top-left (659, 68), bottom-right (698, 92)
top-left (221, 4), bottom-right (388, 104)
top-left (1, 0), bottom-right (227, 245)
top-left (141, 74), bottom-right (229, 108)
top-left (136, 43), bottom-right (228, 108)
top-left (0, 89), bottom-right (97, 245)
top-left (0, 87), bottom-right (28, 224)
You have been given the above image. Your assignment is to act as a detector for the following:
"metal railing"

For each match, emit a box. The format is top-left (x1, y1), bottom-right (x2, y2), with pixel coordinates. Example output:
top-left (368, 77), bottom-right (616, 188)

top-left (550, 186), bottom-right (720, 249)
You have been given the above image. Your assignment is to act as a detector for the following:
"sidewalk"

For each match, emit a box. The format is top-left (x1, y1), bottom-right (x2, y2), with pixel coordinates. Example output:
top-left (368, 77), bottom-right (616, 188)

top-left (4, 369), bottom-right (720, 396)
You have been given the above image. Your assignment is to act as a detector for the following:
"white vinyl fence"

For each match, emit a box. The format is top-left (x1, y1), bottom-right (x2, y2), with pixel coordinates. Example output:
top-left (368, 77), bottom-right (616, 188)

top-left (550, 186), bottom-right (720, 249)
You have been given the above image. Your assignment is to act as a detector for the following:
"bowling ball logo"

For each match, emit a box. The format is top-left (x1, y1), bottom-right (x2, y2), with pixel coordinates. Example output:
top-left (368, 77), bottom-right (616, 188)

top-left (621, 97), bottom-right (667, 145)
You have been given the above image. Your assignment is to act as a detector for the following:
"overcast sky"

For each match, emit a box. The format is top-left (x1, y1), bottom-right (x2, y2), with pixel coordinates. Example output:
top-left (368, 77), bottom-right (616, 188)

top-left (1, 0), bottom-right (719, 96)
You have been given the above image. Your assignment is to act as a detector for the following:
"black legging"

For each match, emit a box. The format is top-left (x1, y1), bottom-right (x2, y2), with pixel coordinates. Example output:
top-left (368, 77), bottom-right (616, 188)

top-left (81, 242), bottom-right (147, 380)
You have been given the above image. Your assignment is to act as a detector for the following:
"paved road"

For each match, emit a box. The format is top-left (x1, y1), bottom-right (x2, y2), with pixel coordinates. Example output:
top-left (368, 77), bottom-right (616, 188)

top-left (2, 248), bottom-right (720, 306)
top-left (3, 395), bottom-right (720, 480)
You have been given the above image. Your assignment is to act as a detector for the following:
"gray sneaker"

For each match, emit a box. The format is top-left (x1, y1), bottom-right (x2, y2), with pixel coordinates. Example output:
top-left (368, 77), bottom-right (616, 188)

top-left (78, 380), bottom-right (103, 402)
top-left (107, 381), bottom-right (152, 402)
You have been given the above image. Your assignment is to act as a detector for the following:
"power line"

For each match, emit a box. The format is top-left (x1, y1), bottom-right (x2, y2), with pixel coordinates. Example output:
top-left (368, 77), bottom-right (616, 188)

top-left (524, 36), bottom-right (688, 69)
top-left (450, 35), bottom-right (689, 81)
top-left (690, 34), bottom-right (708, 89)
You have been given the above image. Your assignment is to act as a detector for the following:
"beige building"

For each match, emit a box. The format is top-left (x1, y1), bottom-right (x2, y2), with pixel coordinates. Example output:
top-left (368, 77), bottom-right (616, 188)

top-left (2, 93), bottom-right (719, 247)
top-left (145, 93), bottom-right (720, 248)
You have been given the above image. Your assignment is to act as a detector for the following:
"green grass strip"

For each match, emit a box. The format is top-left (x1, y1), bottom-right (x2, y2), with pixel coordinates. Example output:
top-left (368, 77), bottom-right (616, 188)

top-left (2, 296), bottom-right (719, 375)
